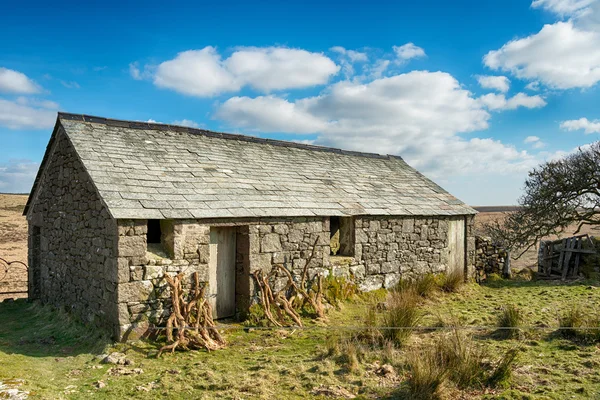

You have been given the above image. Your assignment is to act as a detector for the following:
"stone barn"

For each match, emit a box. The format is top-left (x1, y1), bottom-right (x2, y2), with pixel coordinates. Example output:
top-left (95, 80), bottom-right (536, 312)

top-left (25, 113), bottom-right (477, 339)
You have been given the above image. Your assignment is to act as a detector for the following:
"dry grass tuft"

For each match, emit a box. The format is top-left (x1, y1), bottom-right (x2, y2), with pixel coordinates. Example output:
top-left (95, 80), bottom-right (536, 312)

top-left (438, 269), bottom-right (464, 293)
top-left (382, 289), bottom-right (421, 347)
top-left (496, 304), bottom-right (523, 339)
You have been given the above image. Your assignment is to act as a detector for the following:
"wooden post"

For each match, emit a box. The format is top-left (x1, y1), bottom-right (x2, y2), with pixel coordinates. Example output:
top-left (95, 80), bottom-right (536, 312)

top-left (561, 238), bottom-right (574, 281)
top-left (556, 239), bottom-right (567, 277)
top-left (502, 249), bottom-right (511, 278)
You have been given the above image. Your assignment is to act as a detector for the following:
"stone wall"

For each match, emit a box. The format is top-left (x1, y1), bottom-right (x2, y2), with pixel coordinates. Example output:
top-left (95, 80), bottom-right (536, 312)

top-left (331, 215), bottom-right (475, 291)
top-left (115, 216), bottom-right (330, 338)
top-left (474, 236), bottom-right (509, 280)
top-left (27, 129), bottom-right (119, 334)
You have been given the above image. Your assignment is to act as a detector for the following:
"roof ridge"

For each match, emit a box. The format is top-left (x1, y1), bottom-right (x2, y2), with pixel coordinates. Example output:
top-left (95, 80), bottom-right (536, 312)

top-left (58, 112), bottom-right (401, 160)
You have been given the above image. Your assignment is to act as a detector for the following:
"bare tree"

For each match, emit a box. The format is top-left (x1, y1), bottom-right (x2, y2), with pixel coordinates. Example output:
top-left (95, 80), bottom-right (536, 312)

top-left (486, 142), bottom-right (600, 258)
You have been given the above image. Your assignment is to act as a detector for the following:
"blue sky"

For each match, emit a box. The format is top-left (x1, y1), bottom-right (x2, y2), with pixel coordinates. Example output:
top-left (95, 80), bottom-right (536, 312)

top-left (2, 0), bottom-right (600, 205)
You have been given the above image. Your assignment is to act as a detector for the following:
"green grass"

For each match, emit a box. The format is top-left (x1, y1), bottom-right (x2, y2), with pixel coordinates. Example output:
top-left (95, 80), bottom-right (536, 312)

top-left (2, 278), bottom-right (600, 399)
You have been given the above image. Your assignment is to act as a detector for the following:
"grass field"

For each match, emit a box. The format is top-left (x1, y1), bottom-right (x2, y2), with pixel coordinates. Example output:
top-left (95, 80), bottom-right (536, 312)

top-left (1, 278), bottom-right (600, 399)
top-left (1, 194), bottom-right (600, 398)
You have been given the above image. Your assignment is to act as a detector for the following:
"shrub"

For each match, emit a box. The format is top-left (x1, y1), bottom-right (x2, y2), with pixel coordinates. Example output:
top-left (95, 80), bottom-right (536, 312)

top-left (496, 304), bottom-right (523, 339)
top-left (558, 305), bottom-right (600, 342)
top-left (406, 330), bottom-right (519, 393)
top-left (326, 335), bottom-right (363, 373)
top-left (487, 348), bottom-right (518, 388)
top-left (382, 289), bottom-right (421, 346)
top-left (324, 274), bottom-right (359, 306)
top-left (435, 329), bottom-right (487, 388)
top-left (416, 273), bottom-right (439, 297)
top-left (438, 269), bottom-right (464, 293)
top-left (406, 346), bottom-right (449, 400)
top-left (558, 305), bottom-right (586, 338)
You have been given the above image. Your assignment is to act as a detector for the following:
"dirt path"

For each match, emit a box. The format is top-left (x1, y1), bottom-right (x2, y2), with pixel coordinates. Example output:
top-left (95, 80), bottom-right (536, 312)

top-left (0, 194), bottom-right (29, 299)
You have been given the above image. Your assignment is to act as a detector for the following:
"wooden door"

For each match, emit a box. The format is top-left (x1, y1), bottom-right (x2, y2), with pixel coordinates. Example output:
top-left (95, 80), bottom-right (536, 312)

top-left (208, 227), bottom-right (236, 319)
top-left (446, 218), bottom-right (465, 275)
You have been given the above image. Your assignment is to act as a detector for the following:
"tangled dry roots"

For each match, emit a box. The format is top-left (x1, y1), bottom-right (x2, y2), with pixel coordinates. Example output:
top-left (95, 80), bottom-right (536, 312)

top-left (158, 272), bottom-right (226, 357)
top-left (253, 238), bottom-right (326, 327)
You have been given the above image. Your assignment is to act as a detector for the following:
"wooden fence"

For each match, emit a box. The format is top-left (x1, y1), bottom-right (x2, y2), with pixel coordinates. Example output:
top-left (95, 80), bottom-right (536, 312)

top-left (539, 234), bottom-right (596, 279)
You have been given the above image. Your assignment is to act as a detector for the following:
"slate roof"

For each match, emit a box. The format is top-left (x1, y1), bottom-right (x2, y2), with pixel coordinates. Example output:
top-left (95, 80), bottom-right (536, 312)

top-left (26, 113), bottom-right (477, 219)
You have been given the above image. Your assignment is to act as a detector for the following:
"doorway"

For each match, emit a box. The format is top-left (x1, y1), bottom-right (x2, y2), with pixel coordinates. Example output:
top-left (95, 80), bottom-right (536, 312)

top-left (208, 227), bottom-right (237, 319)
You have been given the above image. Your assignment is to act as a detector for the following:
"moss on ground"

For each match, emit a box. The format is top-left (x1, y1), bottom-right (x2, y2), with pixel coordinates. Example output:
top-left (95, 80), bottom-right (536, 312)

top-left (1, 279), bottom-right (600, 399)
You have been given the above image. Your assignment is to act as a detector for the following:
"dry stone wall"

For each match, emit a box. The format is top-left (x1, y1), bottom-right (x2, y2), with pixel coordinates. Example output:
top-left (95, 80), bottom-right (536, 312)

top-left (330, 216), bottom-right (475, 291)
top-left (474, 236), bottom-right (509, 279)
top-left (115, 216), bottom-right (330, 338)
top-left (27, 130), bottom-right (119, 335)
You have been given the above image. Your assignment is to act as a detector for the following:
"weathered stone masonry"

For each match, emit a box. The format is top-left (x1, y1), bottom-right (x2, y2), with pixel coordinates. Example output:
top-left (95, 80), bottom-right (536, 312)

top-left (27, 129), bottom-right (119, 334)
top-left (114, 215), bottom-right (475, 338)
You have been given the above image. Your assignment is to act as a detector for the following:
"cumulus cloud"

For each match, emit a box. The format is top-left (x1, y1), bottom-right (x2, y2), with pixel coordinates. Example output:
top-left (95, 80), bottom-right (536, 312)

top-left (330, 46), bottom-right (369, 78)
top-left (151, 46), bottom-right (339, 97)
top-left (0, 99), bottom-right (56, 130)
top-left (478, 92), bottom-right (547, 110)
top-left (560, 117), bottom-right (600, 133)
top-left (15, 96), bottom-right (59, 110)
top-left (172, 119), bottom-right (201, 128)
top-left (393, 43), bottom-right (426, 61)
top-left (0, 68), bottom-right (41, 94)
top-left (484, 21), bottom-right (600, 89)
top-left (0, 159), bottom-right (39, 193)
top-left (216, 95), bottom-right (328, 134)
top-left (215, 70), bottom-right (540, 179)
top-left (524, 135), bottom-right (546, 148)
top-left (330, 46), bottom-right (368, 62)
top-left (531, 0), bottom-right (596, 17)
top-left (476, 75), bottom-right (510, 92)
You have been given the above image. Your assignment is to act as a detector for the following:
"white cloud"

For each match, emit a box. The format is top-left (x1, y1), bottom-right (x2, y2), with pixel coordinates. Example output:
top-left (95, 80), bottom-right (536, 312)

top-left (330, 46), bottom-right (368, 78)
top-left (330, 46), bottom-right (368, 62)
top-left (0, 159), bottom-right (39, 193)
top-left (531, 0), bottom-right (596, 17)
top-left (60, 80), bottom-right (80, 89)
top-left (172, 119), bottom-right (201, 128)
top-left (478, 92), bottom-right (547, 110)
top-left (476, 75), bottom-right (510, 92)
top-left (0, 99), bottom-right (56, 130)
top-left (215, 70), bottom-right (540, 180)
top-left (15, 96), bottom-right (59, 110)
top-left (0, 68), bottom-right (41, 94)
top-left (524, 135), bottom-right (546, 148)
top-left (129, 62), bottom-right (142, 80)
top-left (525, 81), bottom-right (541, 91)
top-left (393, 43), bottom-right (426, 61)
top-left (216, 96), bottom-right (328, 134)
top-left (484, 21), bottom-right (600, 89)
top-left (152, 46), bottom-right (339, 97)
top-left (560, 117), bottom-right (600, 133)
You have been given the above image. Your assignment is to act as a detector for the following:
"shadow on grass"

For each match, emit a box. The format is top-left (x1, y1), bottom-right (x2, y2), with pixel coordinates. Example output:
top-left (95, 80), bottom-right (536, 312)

top-left (481, 277), bottom-right (599, 290)
top-left (0, 299), bottom-right (110, 357)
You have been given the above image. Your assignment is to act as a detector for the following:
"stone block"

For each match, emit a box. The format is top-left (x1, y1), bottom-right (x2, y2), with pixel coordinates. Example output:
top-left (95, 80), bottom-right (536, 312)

top-left (288, 229), bottom-right (304, 243)
top-left (273, 224), bottom-right (289, 235)
top-left (198, 244), bottom-right (210, 264)
top-left (250, 253), bottom-right (272, 273)
top-left (359, 275), bottom-right (384, 291)
top-left (118, 236), bottom-right (146, 257)
top-left (381, 261), bottom-right (399, 274)
top-left (355, 229), bottom-right (368, 244)
top-left (350, 264), bottom-right (366, 280)
top-left (261, 233), bottom-right (282, 252)
top-left (144, 265), bottom-right (164, 280)
top-left (402, 219), bottom-right (415, 233)
top-left (249, 233), bottom-right (260, 253)
top-left (384, 274), bottom-right (401, 289)
top-left (118, 280), bottom-right (154, 303)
